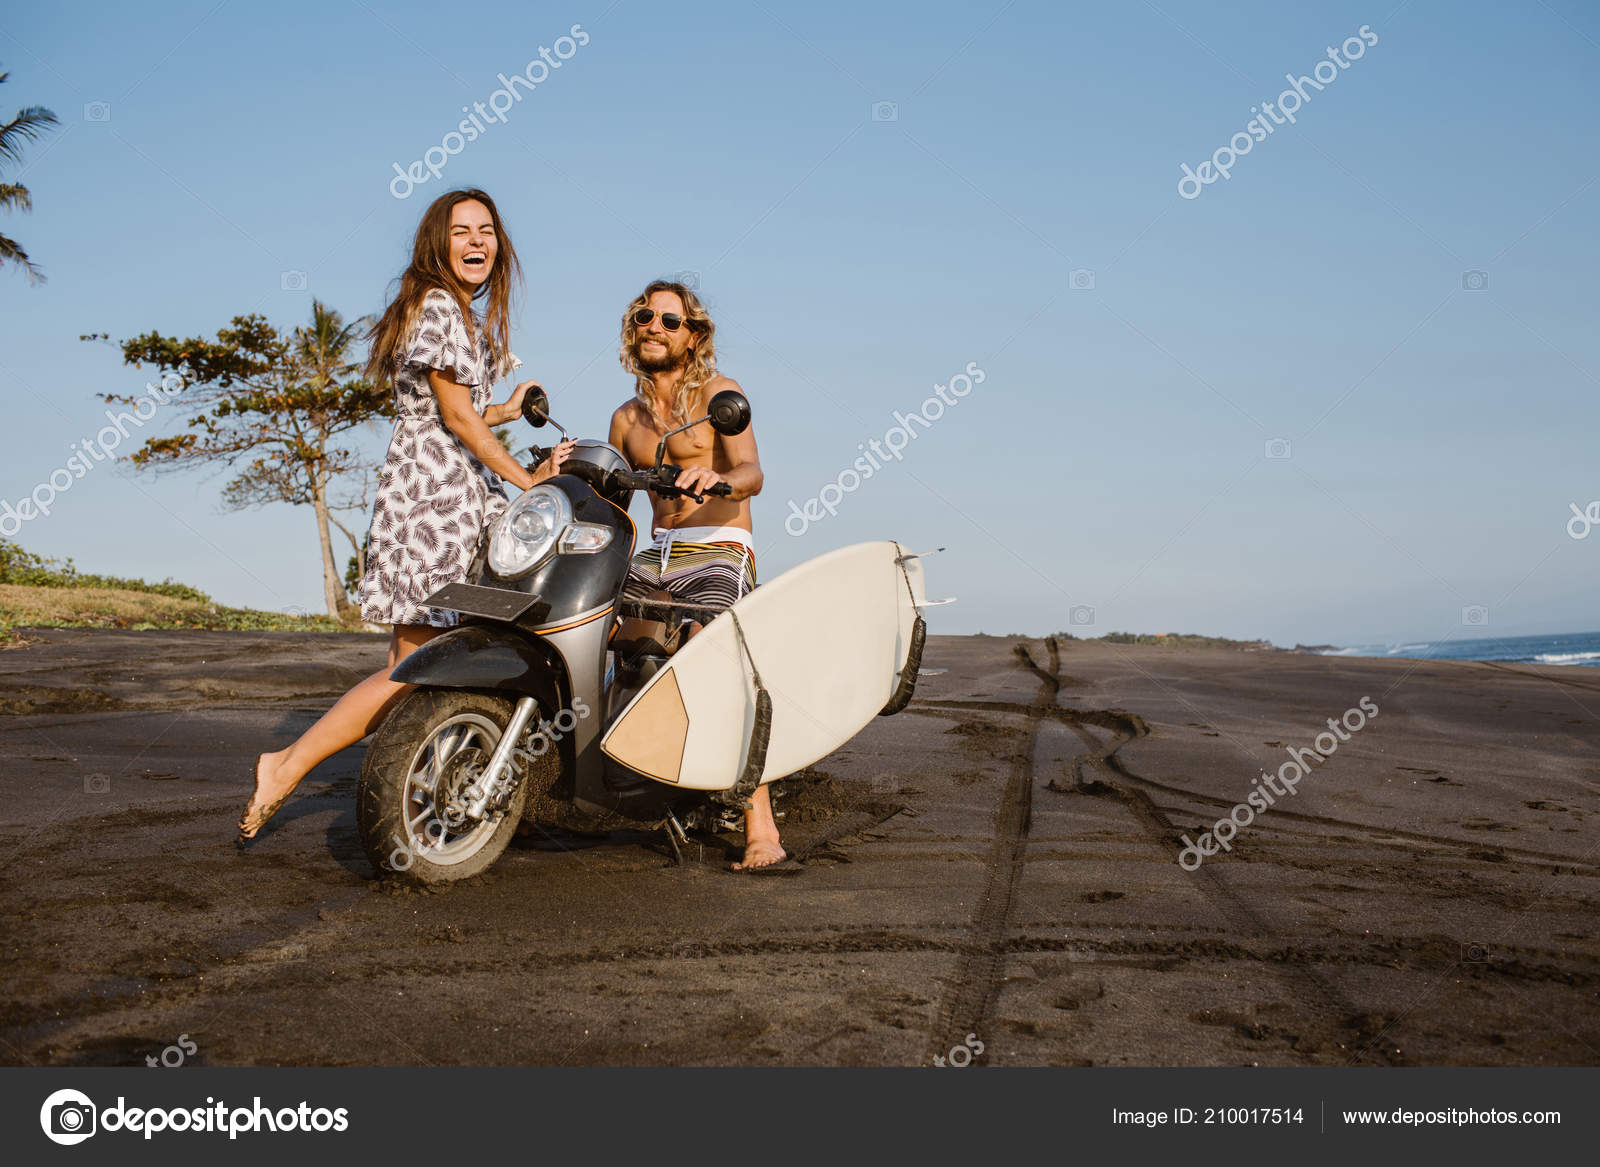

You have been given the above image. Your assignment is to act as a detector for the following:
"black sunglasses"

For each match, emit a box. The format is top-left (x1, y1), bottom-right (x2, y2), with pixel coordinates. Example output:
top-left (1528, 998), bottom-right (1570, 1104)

top-left (633, 308), bottom-right (684, 331)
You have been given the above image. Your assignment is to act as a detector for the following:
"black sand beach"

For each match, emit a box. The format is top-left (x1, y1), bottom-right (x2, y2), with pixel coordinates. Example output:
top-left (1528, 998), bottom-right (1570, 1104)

top-left (0, 630), bottom-right (1596, 1066)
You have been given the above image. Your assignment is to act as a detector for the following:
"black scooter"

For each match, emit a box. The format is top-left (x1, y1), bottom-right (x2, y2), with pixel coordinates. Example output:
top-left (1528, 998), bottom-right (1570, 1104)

top-left (356, 389), bottom-right (913, 885)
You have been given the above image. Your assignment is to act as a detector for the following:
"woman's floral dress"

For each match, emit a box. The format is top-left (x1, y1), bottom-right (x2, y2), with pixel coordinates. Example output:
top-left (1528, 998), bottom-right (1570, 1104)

top-left (357, 288), bottom-right (519, 627)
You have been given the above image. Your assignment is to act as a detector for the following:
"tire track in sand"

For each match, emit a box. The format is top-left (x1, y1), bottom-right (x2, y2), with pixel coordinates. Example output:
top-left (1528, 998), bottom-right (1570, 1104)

top-left (1031, 695), bottom-right (1405, 1065)
top-left (927, 638), bottom-right (1062, 1063)
top-left (923, 638), bottom-right (1403, 1066)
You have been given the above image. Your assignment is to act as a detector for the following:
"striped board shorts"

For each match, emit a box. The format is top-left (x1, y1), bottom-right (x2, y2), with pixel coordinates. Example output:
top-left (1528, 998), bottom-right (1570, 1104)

top-left (622, 525), bottom-right (756, 613)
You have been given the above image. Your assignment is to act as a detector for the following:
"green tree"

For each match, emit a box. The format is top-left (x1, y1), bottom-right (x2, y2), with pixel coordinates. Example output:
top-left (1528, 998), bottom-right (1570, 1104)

top-left (95, 300), bottom-right (393, 621)
top-left (0, 69), bottom-right (60, 283)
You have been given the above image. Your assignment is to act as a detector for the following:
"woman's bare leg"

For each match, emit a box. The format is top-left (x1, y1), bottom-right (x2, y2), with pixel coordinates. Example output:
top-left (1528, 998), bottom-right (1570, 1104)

top-left (238, 622), bottom-right (442, 838)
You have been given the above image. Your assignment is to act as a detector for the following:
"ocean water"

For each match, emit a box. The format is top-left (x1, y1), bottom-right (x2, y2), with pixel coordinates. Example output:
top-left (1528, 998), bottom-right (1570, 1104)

top-left (1319, 631), bottom-right (1600, 668)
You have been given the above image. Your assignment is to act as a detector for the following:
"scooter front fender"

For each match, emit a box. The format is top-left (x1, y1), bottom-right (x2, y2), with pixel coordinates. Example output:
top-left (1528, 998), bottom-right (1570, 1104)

top-left (391, 623), bottom-right (571, 718)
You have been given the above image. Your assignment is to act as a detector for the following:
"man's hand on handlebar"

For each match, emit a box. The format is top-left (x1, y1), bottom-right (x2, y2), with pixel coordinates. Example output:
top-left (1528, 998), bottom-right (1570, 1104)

top-left (674, 465), bottom-right (732, 502)
top-left (611, 464), bottom-right (734, 502)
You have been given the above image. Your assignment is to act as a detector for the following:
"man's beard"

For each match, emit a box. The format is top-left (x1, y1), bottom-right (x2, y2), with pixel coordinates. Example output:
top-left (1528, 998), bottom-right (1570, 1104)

top-left (633, 341), bottom-right (687, 373)
top-left (630, 348), bottom-right (675, 371)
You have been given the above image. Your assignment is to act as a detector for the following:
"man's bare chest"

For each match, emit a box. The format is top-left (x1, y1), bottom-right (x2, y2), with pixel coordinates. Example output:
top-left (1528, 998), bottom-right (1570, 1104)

top-left (626, 418), bottom-right (715, 467)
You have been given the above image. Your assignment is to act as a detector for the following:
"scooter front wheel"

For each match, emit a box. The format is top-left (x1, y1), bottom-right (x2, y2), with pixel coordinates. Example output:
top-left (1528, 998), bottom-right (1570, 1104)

top-left (357, 689), bottom-right (531, 885)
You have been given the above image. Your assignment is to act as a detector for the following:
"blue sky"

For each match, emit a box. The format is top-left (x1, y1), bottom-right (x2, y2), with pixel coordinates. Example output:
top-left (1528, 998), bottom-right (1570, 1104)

top-left (2, 0), bottom-right (1596, 646)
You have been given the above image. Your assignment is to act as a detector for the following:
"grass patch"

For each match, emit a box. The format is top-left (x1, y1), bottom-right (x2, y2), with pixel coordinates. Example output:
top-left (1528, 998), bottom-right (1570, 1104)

top-left (0, 583), bottom-right (352, 634)
top-left (0, 539), bottom-right (212, 600)
top-left (0, 540), bottom-right (360, 637)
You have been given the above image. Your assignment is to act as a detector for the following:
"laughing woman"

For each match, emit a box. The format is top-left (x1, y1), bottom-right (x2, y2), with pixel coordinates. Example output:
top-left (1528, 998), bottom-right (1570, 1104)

top-left (237, 189), bottom-right (573, 843)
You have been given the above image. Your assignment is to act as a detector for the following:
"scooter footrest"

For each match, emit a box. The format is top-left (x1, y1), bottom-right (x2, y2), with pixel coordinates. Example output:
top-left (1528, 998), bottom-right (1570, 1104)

top-left (423, 583), bottom-right (544, 622)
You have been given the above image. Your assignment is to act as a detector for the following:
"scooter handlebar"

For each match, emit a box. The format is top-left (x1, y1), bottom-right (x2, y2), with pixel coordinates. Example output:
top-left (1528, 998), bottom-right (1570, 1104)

top-left (612, 466), bottom-right (734, 503)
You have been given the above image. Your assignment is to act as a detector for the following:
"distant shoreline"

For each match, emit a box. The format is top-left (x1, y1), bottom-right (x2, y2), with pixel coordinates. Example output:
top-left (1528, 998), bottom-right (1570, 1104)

top-left (6, 544), bottom-right (1595, 671)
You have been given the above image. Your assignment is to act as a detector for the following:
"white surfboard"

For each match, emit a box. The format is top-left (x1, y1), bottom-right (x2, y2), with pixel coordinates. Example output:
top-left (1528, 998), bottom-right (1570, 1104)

top-left (599, 541), bottom-right (927, 790)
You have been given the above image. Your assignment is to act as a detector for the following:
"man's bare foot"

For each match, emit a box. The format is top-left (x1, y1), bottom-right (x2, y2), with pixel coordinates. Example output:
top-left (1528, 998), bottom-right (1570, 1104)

top-left (731, 838), bottom-right (787, 871)
top-left (733, 784), bottom-right (787, 871)
top-left (236, 752), bottom-right (296, 843)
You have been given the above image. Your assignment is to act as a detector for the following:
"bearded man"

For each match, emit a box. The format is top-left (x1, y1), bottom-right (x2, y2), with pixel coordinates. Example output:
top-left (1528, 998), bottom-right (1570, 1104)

top-left (607, 280), bottom-right (784, 872)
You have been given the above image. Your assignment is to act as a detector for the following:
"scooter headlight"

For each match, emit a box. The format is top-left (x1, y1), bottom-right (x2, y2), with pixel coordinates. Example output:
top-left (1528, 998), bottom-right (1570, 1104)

top-left (488, 485), bottom-right (572, 578)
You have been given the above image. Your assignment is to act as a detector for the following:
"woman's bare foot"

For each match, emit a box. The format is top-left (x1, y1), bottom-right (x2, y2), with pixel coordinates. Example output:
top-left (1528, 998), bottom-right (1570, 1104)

top-left (731, 838), bottom-right (787, 871)
top-left (236, 752), bottom-right (296, 843)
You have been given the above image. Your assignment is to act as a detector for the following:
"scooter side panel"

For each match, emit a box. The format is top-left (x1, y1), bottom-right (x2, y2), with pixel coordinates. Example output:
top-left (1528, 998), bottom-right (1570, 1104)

top-left (390, 623), bottom-right (572, 718)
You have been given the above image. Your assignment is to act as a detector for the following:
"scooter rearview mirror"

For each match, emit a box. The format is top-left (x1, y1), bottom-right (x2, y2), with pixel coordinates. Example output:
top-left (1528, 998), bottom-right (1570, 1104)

top-left (520, 386), bottom-right (551, 428)
top-left (521, 386), bottom-right (570, 442)
top-left (652, 391), bottom-right (754, 471)
top-left (707, 390), bottom-right (751, 436)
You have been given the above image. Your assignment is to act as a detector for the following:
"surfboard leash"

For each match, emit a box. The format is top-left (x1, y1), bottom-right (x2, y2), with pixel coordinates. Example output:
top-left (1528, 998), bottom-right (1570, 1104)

top-left (713, 609), bottom-right (773, 809)
top-left (881, 542), bottom-right (927, 717)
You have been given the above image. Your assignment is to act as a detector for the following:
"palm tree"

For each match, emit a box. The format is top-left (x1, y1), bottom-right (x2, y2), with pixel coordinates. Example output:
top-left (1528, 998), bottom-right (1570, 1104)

top-left (293, 300), bottom-right (377, 620)
top-left (0, 70), bottom-right (59, 284)
top-left (110, 299), bottom-right (394, 622)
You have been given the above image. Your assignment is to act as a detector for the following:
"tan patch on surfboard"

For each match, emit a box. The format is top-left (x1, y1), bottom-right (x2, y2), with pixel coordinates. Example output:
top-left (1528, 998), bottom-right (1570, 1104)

top-left (603, 669), bottom-right (689, 783)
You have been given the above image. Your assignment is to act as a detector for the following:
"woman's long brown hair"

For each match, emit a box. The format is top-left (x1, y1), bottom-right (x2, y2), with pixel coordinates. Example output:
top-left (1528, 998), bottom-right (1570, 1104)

top-left (365, 189), bottom-right (523, 386)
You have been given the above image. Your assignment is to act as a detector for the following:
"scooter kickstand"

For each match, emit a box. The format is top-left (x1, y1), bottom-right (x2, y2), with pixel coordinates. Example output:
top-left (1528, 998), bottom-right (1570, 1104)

top-left (663, 811), bottom-right (691, 866)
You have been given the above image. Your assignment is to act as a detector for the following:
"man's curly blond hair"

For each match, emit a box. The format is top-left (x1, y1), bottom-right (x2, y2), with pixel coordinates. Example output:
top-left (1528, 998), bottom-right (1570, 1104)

top-left (619, 279), bottom-right (719, 428)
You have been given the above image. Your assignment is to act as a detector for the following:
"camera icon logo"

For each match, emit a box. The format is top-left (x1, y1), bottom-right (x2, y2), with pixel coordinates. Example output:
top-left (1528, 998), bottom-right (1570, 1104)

top-left (1461, 942), bottom-right (1489, 963)
top-left (83, 101), bottom-right (112, 123)
top-left (1461, 270), bottom-right (1488, 291)
top-left (1265, 437), bottom-right (1292, 460)
top-left (871, 101), bottom-right (899, 122)
top-left (1069, 268), bottom-right (1096, 291)
top-left (40, 1088), bottom-right (97, 1145)
top-left (84, 773), bottom-right (110, 795)
top-left (673, 269), bottom-right (701, 291)
top-left (1462, 605), bottom-right (1489, 627)
top-left (1068, 604), bottom-right (1096, 627)
top-left (281, 270), bottom-right (308, 292)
